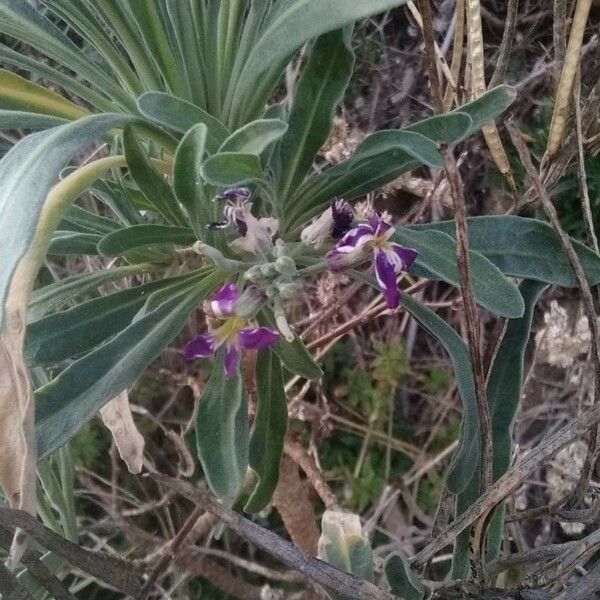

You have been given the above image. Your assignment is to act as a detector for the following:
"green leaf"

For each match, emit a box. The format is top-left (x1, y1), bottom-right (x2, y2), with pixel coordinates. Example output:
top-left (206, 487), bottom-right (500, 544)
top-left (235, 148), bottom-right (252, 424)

top-left (260, 310), bottom-right (323, 380)
top-left (0, 0), bottom-right (134, 110)
top-left (458, 85), bottom-right (516, 135)
top-left (61, 205), bottom-right (122, 235)
top-left (408, 216), bottom-right (600, 287)
top-left (201, 152), bottom-right (264, 187)
top-left (137, 92), bottom-right (230, 153)
top-left (0, 109), bottom-right (67, 130)
top-left (48, 231), bottom-right (101, 256)
top-left (0, 113), bottom-right (141, 327)
top-left (399, 293), bottom-right (479, 495)
top-left (35, 270), bottom-right (223, 459)
top-left (277, 28), bottom-right (355, 201)
top-left (28, 263), bottom-right (155, 321)
top-left (285, 87), bottom-right (515, 229)
top-left (173, 124), bottom-right (210, 236)
top-left (384, 552), bottom-right (425, 600)
top-left (196, 352), bottom-right (249, 503)
top-left (245, 349), bottom-right (288, 513)
top-left (98, 225), bottom-right (197, 257)
top-left (26, 273), bottom-right (205, 365)
top-left (235, 0), bottom-right (410, 101)
top-left (219, 119), bottom-right (288, 155)
top-left (352, 130), bottom-right (443, 168)
top-left (488, 280), bottom-right (547, 479)
top-left (395, 229), bottom-right (525, 318)
top-left (123, 126), bottom-right (188, 226)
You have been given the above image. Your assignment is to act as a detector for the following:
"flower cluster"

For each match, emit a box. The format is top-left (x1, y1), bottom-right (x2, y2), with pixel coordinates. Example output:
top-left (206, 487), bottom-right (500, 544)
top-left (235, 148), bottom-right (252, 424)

top-left (185, 189), bottom-right (418, 376)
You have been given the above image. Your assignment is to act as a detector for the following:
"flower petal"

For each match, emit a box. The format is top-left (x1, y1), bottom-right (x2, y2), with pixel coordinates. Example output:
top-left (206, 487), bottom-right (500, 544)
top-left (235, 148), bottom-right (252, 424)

top-left (392, 243), bottom-right (418, 270)
top-left (327, 246), bottom-right (365, 271)
top-left (183, 334), bottom-right (216, 360)
top-left (211, 283), bottom-right (239, 317)
top-left (370, 213), bottom-right (394, 238)
top-left (331, 199), bottom-right (354, 239)
top-left (334, 223), bottom-right (374, 253)
top-left (374, 250), bottom-right (400, 309)
top-left (238, 327), bottom-right (279, 350)
top-left (224, 344), bottom-right (240, 378)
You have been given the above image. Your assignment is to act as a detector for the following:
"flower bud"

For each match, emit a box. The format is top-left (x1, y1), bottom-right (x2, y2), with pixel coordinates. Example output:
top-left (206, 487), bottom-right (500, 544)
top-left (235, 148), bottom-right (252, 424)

top-left (276, 281), bottom-right (301, 299)
top-left (233, 285), bottom-right (267, 318)
top-left (275, 256), bottom-right (296, 275)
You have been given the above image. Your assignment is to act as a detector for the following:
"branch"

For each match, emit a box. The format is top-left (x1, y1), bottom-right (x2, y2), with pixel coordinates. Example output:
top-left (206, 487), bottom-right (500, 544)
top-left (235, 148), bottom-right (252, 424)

top-left (148, 473), bottom-right (397, 600)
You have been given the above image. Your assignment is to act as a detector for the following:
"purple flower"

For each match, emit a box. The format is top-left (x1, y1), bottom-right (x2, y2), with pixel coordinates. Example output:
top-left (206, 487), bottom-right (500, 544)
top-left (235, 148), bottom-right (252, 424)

top-left (301, 199), bottom-right (354, 246)
top-left (183, 283), bottom-right (279, 377)
top-left (208, 187), bottom-right (278, 254)
top-left (327, 213), bottom-right (418, 309)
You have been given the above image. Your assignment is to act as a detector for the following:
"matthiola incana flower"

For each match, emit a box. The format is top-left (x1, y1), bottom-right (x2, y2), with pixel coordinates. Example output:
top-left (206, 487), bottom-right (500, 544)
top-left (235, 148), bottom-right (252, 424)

top-left (327, 213), bottom-right (418, 309)
top-left (183, 283), bottom-right (279, 377)
top-left (209, 187), bottom-right (278, 255)
top-left (301, 198), bottom-right (354, 246)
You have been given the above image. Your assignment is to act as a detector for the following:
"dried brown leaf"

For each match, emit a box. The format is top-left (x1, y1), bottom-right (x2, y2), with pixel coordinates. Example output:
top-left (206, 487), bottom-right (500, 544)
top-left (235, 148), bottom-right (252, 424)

top-left (100, 391), bottom-right (145, 474)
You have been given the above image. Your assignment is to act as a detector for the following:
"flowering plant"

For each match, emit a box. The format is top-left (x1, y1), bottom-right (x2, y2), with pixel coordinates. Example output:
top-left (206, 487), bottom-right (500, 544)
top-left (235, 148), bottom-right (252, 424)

top-left (0, 1), bottom-right (599, 598)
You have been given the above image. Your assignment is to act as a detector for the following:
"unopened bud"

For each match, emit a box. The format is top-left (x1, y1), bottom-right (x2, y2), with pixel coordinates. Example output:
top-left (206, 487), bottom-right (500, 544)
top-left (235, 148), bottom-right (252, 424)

top-left (275, 256), bottom-right (296, 275)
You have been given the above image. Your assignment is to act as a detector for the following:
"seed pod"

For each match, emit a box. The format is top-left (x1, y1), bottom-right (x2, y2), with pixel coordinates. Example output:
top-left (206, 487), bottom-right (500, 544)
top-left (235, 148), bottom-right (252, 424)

top-left (546, 0), bottom-right (593, 158)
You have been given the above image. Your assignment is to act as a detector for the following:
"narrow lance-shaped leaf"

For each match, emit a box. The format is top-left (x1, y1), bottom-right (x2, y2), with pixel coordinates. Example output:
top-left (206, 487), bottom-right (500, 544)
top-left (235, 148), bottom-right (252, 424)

top-left (399, 292), bottom-right (480, 494)
top-left (25, 273), bottom-right (206, 365)
top-left (98, 225), bottom-right (197, 257)
top-left (36, 270), bottom-right (224, 458)
top-left (259, 309), bottom-right (323, 380)
top-left (245, 349), bottom-right (288, 513)
top-left (123, 127), bottom-right (188, 227)
top-left (137, 92), bottom-right (230, 154)
top-left (28, 263), bottom-right (156, 321)
top-left (485, 280), bottom-right (548, 560)
top-left (196, 352), bottom-right (249, 503)
top-left (408, 215), bottom-right (600, 287)
top-left (173, 123), bottom-right (210, 237)
top-left (277, 27), bottom-right (355, 201)
top-left (234, 0), bottom-right (410, 103)
top-left (201, 152), bottom-right (264, 187)
top-left (395, 229), bottom-right (525, 319)
top-left (219, 119), bottom-right (288, 155)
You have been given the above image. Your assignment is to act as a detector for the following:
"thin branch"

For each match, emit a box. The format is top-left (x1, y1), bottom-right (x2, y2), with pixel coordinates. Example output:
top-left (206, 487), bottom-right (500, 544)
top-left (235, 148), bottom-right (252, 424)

top-left (489, 0), bottom-right (520, 87)
top-left (443, 146), bottom-right (494, 492)
top-left (148, 473), bottom-right (398, 600)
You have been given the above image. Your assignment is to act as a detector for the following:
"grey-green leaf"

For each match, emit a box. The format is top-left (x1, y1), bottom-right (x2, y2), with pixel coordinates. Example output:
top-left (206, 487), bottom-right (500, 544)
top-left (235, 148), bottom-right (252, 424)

top-left (400, 293), bottom-right (479, 494)
top-left (137, 92), bottom-right (230, 153)
top-left (28, 263), bottom-right (155, 321)
top-left (0, 113), bottom-right (142, 328)
top-left (408, 215), bottom-right (600, 287)
top-left (26, 273), bottom-right (205, 365)
top-left (219, 119), bottom-right (288, 155)
top-left (395, 229), bottom-right (525, 319)
top-left (196, 353), bottom-right (249, 503)
top-left (98, 225), bottom-right (197, 257)
top-left (123, 126), bottom-right (188, 226)
top-left (384, 552), bottom-right (425, 600)
top-left (245, 349), bottom-right (288, 514)
top-left (277, 27), bottom-right (355, 201)
top-left (260, 310), bottom-right (323, 380)
top-left (35, 270), bottom-right (223, 458)
top-left (201, 152), bottom-right (263, 187)
top-left (173, 123), bottom-right (210, 236)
